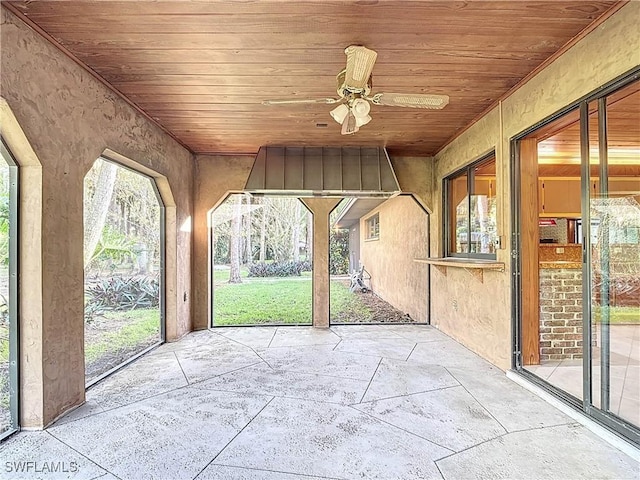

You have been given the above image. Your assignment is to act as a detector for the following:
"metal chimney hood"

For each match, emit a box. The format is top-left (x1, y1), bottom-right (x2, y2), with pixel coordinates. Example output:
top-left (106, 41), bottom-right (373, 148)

top-left (245, 146), bottom-right (400, 197)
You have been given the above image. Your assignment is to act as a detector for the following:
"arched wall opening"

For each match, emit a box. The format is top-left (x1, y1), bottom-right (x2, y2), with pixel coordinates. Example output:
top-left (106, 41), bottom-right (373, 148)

top-left (0, 139), bottom-right (19, 439)
top-left (329, 194), bottom-right (431, 325)
top-left (83, 156), bottom-right (166, 386)
top-left (209, 193), bottom-right (313, 327)
top-left (0, 97), bottom-right (43, 431)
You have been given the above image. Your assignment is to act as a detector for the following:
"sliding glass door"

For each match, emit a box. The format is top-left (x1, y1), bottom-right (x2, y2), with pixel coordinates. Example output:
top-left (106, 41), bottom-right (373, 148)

top-left (514, 71), bottom-right (639, 444)
top-left (587, 82), bottom-right (640, 433)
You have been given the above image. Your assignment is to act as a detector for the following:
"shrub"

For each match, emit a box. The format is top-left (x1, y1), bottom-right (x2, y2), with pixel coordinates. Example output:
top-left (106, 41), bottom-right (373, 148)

top-left (330, 229), bottom-right (349, 275)
top-left (85, 275), bottom-right (159, 321)
top-left (248, 260), bottom-right (311, 277)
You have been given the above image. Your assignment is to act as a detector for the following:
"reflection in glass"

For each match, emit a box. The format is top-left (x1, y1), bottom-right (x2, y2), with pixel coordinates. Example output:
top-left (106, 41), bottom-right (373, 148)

top-left (472, 158), bottom-right (497, 254)
top-left (450, 173), bottom-right (468, 254)
top-left (590, 81), bottom-right (640, 427)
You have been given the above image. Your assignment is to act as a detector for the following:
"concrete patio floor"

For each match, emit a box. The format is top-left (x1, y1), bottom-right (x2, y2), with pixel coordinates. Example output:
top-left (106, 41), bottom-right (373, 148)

top-left (2, 325), bottom-right (638, 480)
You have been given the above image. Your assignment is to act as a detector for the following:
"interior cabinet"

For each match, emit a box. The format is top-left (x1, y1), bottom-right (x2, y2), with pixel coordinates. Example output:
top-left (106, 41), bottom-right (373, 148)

top-left (609, 178), bottom-right (640, 197)
top-left (590, 178), bottom-right (640, 198)
top-left (538, 177), bottom-right (638, 217)
top-left (474, 177), bottom-right (495, 197)
top-left (539, 179), bottom-right (581, 216)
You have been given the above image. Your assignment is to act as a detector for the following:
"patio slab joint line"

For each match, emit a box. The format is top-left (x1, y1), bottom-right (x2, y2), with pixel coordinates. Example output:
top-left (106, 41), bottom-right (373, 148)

top-left (266, 328), bottom-right (278, 348)
top-left (44, 431), bottom-right (121, 480)
top-left (433, 428), bottom-right (511, 464)
top-left (87, 379), bottom-right (195, 419)
top-left (433, 461), bottom-right (447, 480)
top-left (503, 421), bottom-right (581, 436)
top-left (348, 405), bottom-right (456, 454)
top-left (211, 331), bottom-right (277, 369)
top-left (352, 384), bottom-right (461, 406)
top-left (405, 342), bottom-right (418, 361)
top-left (192, 396), bottom-right (276, 480)
top-left (187, 361), bottom-right (267, 389)
top-left (358, 357), bottom-right (383, 404)
top-left (207, 462), bottom-right (348, 480)
top-left (173, 351), bottom-right (191, 385)
top-left (442, 366), bottom-right (509, 434)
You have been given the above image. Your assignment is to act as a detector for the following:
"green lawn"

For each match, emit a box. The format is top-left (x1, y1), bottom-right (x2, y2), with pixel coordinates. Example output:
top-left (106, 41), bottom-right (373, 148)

top-left (329, 280), bottom-right (372, 321)
top-left (85, 308), bottom-right (160, 363)
top-left (213, 266), bottom-right (312, 285)
top-left (214, 277), bottom-right (313, 325)
top-left (213, 266), bottom-right (249, 284)
top-left (594, 306), bottom-right (640, 324)
top-left (213, 277), bottom-right (369, 325)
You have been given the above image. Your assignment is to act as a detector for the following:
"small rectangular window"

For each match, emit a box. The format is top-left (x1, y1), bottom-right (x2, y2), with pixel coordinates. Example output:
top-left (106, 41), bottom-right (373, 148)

top-left (444, 153), bottom-right (497, 258)
top-left (365, 213), bottom-right (379, 240)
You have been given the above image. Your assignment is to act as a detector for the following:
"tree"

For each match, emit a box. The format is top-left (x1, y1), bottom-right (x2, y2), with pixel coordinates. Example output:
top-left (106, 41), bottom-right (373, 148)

top-left (243, 194), bottom-right (253, 264)
top-left (84, 160), bottom-right (118, 268)
top-left (228, 195), bottom-right (243, 283)
top-left (306, 212), bottom-right (313, 261)
top-left (259, 197), bottom-right (267, 262)
top-left (291, 200), bottom-right (302, 262)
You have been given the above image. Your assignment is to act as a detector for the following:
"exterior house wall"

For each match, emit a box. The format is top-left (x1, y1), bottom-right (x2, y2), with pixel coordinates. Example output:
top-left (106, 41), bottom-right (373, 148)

top-left (430, 1), bottom-right (640, 370)
top-left (1, 8), bottom-right (194, 427)
top-left (359, 195), bottom-right (429, 323)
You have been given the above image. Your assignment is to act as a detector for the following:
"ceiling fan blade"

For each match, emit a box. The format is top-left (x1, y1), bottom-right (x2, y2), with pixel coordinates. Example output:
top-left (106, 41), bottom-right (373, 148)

top-left (341, 109), bottom-right (359, 135)
top-left (343, 45), bottom-right (378, 92)
top-left (370, 93), bottom-right (449, 109)
top-left (262, 98), bottom-right (341, 105)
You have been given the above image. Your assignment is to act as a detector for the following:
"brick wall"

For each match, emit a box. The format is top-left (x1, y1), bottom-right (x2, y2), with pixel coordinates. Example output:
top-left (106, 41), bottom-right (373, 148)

top-left (539, 268), bottom-right (595, 361)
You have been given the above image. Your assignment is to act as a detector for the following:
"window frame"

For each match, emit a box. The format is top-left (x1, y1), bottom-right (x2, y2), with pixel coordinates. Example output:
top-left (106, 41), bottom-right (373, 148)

top-left (365, 213), bottom-right (379, 241)
top-left (0, 137), bottom-right (19, 440)
top-left (443, 151), bottom-right (497, 260)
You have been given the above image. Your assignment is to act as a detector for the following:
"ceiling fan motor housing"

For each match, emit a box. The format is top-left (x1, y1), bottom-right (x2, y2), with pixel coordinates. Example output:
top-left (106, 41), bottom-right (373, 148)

top-left (336, 69), bottom-right (372, 98)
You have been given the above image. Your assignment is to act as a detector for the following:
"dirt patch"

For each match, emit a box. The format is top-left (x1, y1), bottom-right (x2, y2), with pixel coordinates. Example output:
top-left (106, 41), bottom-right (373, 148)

top-left (84, 313), bottom-right (159, 383)
top-left (0, 364), bottom-right (10, 435)
top-left (331, 280), bottom-right (416, 324)
top-left (85, 340), bottom-right (158, 383)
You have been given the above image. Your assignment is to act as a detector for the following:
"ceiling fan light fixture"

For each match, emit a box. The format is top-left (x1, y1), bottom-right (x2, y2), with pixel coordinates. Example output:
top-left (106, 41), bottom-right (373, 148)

top-left (350, 98), bottom-right (371, 127)
top-left (330, 104), bottom-right (350, 124)
top-left (355, 114), bottom-right (371, 127)
top-left (351, 98), bottom-right (370, 116)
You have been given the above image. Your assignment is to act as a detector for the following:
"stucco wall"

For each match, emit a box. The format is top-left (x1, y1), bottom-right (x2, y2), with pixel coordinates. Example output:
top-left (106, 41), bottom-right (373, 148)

top-left (431, 1), bottom-right (640, 370)
top-left (359, 195), bottom-right (429, 323)
top-left (192, 154), bottom-right (254, 330)
top-left (1, 8), bottom-right (194, 426)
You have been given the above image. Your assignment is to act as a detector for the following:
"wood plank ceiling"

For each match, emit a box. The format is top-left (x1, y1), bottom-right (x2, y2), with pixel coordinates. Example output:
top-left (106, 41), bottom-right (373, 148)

top-left (4, 1), bottom-right (622, 156)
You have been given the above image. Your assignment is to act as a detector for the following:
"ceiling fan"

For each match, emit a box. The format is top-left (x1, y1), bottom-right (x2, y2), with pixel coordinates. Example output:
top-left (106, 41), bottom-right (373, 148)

top-left (262, 45), bottom-right (450, 135)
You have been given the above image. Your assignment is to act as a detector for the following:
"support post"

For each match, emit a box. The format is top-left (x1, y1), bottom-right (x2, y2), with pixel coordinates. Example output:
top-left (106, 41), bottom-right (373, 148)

top-left (300, 198), bottom-right (342, 328)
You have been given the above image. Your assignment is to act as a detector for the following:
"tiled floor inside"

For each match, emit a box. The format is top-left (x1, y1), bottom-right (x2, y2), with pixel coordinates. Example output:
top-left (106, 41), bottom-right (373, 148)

top-left (2, 325), bottom-right (638, 479)
top-left (526, 324), bottom-right (640, 425)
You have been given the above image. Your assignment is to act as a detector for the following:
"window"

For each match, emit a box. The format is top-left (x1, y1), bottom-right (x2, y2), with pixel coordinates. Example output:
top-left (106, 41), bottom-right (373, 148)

top-left (445, 153), bottom-right (497, 258)
top-left (365, 213), bottom-right (379, 240)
